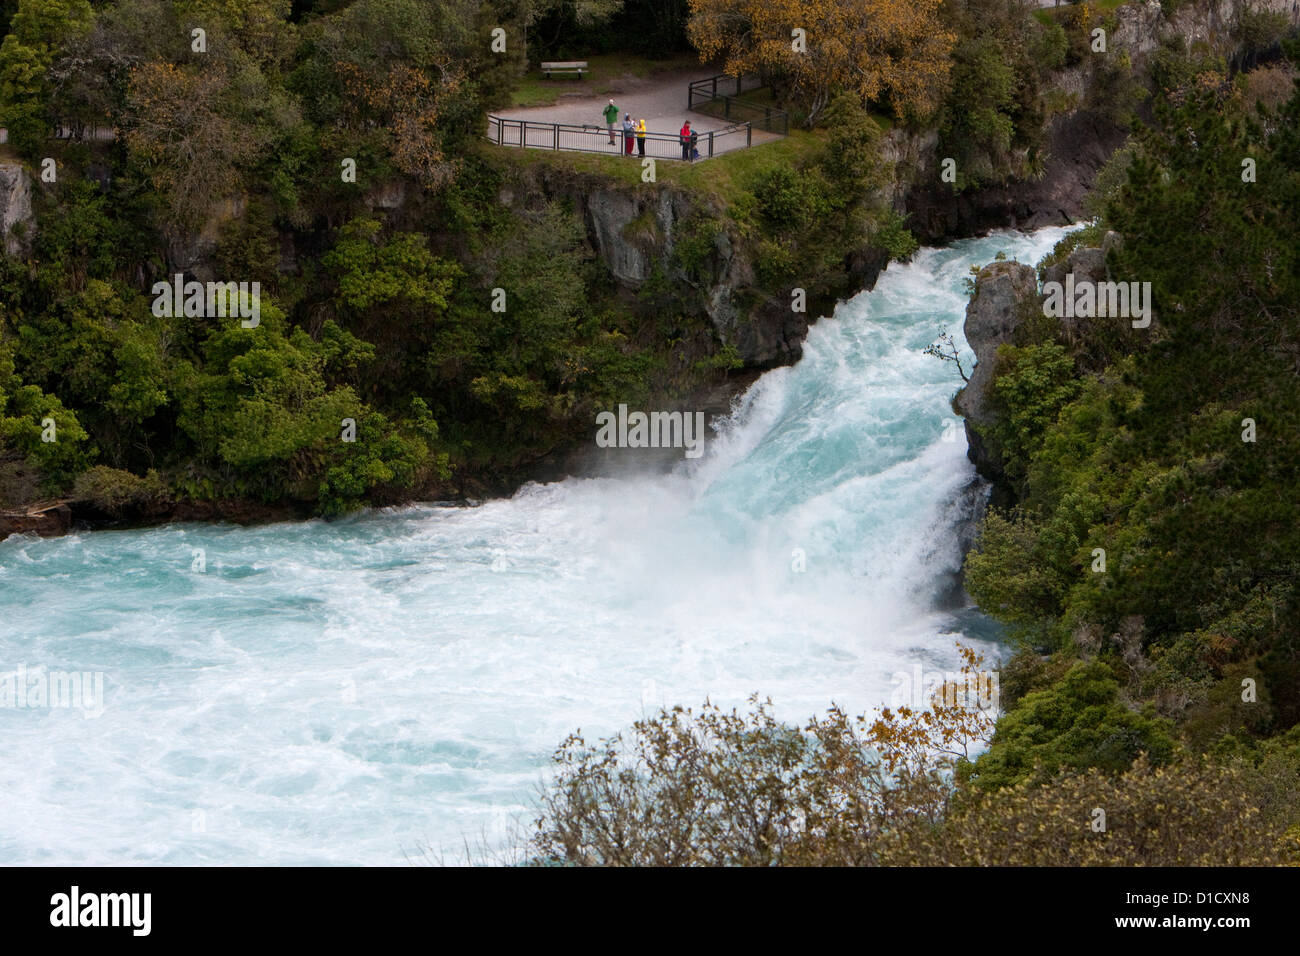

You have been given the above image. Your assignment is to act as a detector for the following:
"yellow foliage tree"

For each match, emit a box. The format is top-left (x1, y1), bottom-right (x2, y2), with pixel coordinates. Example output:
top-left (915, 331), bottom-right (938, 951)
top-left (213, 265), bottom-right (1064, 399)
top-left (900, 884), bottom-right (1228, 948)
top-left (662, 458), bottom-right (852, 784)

top-left (125, 61), bottom-right (260, 232)
top-left (686, 0), bottom-right (955, 125)
top-left (334, 60), bottom-right (463, 191)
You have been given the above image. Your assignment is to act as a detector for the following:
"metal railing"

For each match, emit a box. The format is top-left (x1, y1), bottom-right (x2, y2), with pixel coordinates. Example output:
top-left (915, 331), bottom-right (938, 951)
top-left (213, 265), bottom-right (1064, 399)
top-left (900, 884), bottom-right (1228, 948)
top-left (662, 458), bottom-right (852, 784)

top-left (687, 73), bottom-right (789, 135)
top-left (0, 124), bottom-right (116, 144)
top-left (486, 115), bottom-right (753, 160)
top-left (688, 73), bottom-right (767, 100)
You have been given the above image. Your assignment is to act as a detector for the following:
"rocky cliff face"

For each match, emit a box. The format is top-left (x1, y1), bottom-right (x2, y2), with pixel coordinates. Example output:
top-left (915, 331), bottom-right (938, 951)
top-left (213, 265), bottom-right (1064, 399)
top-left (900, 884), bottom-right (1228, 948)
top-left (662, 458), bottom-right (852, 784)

top-left (953, 261), bottom-right (1041, 487)
top-left (513, 165), bottom-right (887, 371)
top-left (1111, 0), bottom-right (1295, 61)
top-left (0, 160), bottom-right (34, 258)
top-left (889, 0), bottom-right (1286, 245)
top-left (899, 110), bottom-right (1129, 244)
top-left (1040, 230), bottom-right (1125, 351)
top-left (954, 234), bottom-right (1122, 495)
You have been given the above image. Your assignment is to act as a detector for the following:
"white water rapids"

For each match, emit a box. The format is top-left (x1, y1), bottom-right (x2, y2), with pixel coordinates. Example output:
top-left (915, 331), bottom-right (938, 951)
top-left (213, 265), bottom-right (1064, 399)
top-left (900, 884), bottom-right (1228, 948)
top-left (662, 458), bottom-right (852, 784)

top-left (0, 226), bottom-right (1070, 864)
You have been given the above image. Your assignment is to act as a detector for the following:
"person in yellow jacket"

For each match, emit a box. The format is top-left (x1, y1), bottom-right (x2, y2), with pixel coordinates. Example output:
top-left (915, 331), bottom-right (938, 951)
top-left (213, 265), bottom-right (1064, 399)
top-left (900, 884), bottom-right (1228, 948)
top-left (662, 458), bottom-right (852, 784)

top-left (635, 118), bottom-right (647, 157)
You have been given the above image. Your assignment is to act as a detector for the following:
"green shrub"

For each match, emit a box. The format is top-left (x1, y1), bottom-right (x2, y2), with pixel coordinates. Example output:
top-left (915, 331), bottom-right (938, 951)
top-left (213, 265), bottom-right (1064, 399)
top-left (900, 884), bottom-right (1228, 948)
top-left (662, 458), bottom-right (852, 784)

top-left (963, 660), bottom-right (1178, 791)
top-left (985, 342), bottom-right (1082, 481)
top-left (749, 164), bottom-right (833, 235)
top-left (71, 465), bottom-right (171, 516)
top-left (935, 754), bottom-right (1296, 865)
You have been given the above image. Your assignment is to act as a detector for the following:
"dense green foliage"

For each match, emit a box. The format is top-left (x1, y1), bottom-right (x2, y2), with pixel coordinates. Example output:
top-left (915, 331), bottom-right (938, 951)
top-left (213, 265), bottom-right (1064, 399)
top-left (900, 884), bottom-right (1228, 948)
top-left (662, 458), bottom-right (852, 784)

top-left (937, 0), bottom-right (1062, 188)
top-left (740, 94), bottom-right (898, 285)
top-left (0, 0), bottom-right (928, 518)
top-left (960, 660), bottom-right (1177, 791)
top-left (964, 53), bottom-right (1300, 790)
top-left (933, 0), bottom-right (1145, 189)
top-left (0, 0), bottom-right (748, 516)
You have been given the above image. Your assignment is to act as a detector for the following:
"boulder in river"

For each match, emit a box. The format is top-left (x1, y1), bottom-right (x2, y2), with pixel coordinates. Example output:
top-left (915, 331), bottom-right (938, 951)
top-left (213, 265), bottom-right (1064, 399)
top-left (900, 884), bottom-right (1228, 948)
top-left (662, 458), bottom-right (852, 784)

top-left (953, 260), bottom-right (1040, 486)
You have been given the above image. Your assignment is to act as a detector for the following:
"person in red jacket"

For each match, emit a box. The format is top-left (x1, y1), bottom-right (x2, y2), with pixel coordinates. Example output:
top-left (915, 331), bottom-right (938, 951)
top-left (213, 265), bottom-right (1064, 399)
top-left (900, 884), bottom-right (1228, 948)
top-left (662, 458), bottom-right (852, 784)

top-left (679, 120), bottom-right (691, 161)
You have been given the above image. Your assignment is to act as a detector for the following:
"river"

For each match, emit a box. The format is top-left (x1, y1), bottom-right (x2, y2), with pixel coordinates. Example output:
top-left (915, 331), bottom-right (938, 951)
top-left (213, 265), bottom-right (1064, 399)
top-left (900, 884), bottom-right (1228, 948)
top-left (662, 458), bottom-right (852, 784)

top-left (0, 225), bottom-right (1071, 864)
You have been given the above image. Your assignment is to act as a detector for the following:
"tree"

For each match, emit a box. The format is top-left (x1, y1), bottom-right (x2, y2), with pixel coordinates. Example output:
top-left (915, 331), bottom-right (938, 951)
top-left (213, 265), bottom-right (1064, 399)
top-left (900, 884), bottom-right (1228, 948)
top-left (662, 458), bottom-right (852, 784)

top-left (0, 0), bottom-right (94, 154)
top-left (523, 0), bottom-right (625, 57)
top-left (292, 0), bottom-right (492, 190)
top-left (962, 660), bottom-right (1178, 792)
top-left (170, 300), bottom-right (445, 512)
top-left (686, 0), bottom-right (954, 125)
top-left (0, 335), bottom-right (91, 496)
top-left (123, 60), bottom-right (263, 232)
top-left (12, 278), bottom-right (171, 470)
top-left (534, 647), bottom-right (995, 865)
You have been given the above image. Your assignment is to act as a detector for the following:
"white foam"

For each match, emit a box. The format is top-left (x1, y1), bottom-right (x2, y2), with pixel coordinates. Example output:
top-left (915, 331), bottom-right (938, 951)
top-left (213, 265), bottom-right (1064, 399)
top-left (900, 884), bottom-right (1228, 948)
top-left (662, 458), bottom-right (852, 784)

top-left (0, 226), bottom-right (1073, 864)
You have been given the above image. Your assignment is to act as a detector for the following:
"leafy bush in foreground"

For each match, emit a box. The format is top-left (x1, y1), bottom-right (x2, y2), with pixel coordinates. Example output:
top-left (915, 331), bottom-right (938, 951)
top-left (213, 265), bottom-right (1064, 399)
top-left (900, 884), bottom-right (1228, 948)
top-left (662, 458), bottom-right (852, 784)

top-left (532, 689), bottom-right (1298, 866)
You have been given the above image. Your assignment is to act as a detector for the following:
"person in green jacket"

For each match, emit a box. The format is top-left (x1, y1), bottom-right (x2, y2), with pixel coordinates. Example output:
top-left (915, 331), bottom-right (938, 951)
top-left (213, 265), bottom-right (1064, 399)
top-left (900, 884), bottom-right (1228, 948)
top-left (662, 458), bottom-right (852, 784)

top-left (603, 99), bottom-right (619, 145)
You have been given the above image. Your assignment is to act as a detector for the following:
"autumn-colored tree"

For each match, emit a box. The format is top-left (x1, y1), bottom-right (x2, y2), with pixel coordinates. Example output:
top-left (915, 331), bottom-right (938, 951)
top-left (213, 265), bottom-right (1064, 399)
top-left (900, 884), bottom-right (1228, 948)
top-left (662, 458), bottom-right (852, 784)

top-left (686, 0), bottom-right (954, 125)
top-left (335, 60), bottom-right (462, 189)
top-left (291, 0), bottom-right (483, 192)
top-left (124, 61), bottom-right (261, 232)
top-left (532, 646), bottom-right (996, 866)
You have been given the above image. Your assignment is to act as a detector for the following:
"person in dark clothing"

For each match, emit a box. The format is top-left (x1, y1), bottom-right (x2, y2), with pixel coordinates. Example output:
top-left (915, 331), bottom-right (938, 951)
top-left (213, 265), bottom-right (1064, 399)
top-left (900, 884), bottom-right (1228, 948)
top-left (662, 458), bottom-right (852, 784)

top-left (689, 128), bottom-right (699, 162)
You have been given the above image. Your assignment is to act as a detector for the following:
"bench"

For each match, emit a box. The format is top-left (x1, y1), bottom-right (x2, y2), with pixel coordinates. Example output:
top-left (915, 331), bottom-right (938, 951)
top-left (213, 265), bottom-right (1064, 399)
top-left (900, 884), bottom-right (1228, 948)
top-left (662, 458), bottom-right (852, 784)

top-left (540, 60), bottom-right (588, 79)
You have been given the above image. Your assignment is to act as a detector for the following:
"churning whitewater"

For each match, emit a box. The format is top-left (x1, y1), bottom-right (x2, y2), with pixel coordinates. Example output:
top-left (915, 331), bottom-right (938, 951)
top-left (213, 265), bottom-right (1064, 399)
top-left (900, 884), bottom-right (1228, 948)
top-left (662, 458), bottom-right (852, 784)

top-left (0, 227), bottom-right (1071, 865)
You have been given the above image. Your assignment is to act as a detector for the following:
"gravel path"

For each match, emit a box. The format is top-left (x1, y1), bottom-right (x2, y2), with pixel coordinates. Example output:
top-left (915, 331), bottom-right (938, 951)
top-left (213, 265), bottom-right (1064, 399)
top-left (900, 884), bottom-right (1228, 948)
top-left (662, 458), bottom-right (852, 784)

top-left (492, 66), bottom-right (782, 156)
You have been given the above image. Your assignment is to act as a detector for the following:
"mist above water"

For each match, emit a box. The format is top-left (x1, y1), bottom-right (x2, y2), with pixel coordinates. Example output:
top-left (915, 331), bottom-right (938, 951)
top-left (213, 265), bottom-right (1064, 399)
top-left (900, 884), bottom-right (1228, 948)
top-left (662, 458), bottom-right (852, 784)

top-left (0, 226), bottom-right (1071, 864)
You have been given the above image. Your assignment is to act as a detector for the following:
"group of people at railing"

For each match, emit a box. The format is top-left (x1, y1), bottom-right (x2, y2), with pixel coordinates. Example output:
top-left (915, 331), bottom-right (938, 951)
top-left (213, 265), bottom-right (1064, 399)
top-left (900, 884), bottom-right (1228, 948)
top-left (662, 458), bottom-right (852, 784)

top-left (602, 99), bottom-right (648, 156)
top-left (602, 98), bottom-right (701, 162)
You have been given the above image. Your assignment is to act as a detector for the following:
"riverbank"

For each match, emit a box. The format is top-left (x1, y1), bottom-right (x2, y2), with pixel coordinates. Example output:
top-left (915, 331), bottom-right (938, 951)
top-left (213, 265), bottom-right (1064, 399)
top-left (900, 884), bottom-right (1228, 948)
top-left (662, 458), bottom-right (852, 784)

top-left (0, 111), bottom-right (1116, 542)
top-left (0, 227), bottom-right (1063, 864)
top-left (15, 0), bottom-right (1265, 540)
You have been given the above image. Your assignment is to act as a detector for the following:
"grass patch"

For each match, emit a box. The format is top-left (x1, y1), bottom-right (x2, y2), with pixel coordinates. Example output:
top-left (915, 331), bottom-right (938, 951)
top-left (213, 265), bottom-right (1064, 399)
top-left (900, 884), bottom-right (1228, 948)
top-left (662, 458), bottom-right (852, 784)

top-left (508, 53), bottom-right (704, 108)
top-left (484, 128), bottom-right (828, 208)
top-left (1033, 0), bottom-right (1128, 25)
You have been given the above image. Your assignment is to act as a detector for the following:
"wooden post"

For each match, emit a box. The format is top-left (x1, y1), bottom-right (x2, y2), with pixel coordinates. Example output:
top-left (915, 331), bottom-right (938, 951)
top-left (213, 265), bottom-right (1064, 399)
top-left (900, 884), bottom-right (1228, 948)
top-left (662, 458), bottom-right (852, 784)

top-left (554, 123), bottom-right (559, 150)
top-left (708, 131), bottom-right (714, 158)
top-left (746, 123), bottom-right (752, 148)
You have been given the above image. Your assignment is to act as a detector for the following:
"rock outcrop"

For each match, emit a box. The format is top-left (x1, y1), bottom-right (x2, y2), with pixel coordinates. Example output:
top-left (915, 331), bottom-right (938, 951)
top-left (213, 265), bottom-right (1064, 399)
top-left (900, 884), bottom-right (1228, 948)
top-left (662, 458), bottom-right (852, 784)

top-left (166, 194), bottom-right (247, 280)
top-left (953, 260), bottom-right (1041, 486)
top-left (901, 109), bottom-right (1129, 244)
top-left (1111, 0), bottom-right (1295, 64)
top-left (516, 166), bottom-right (887, 370)
top-left (1041, 228), bottom-right (1123, 322)
top-left (0, 160), bottom-right (35, 258)
top-left (954, 231), bottom-right (1123, 496)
